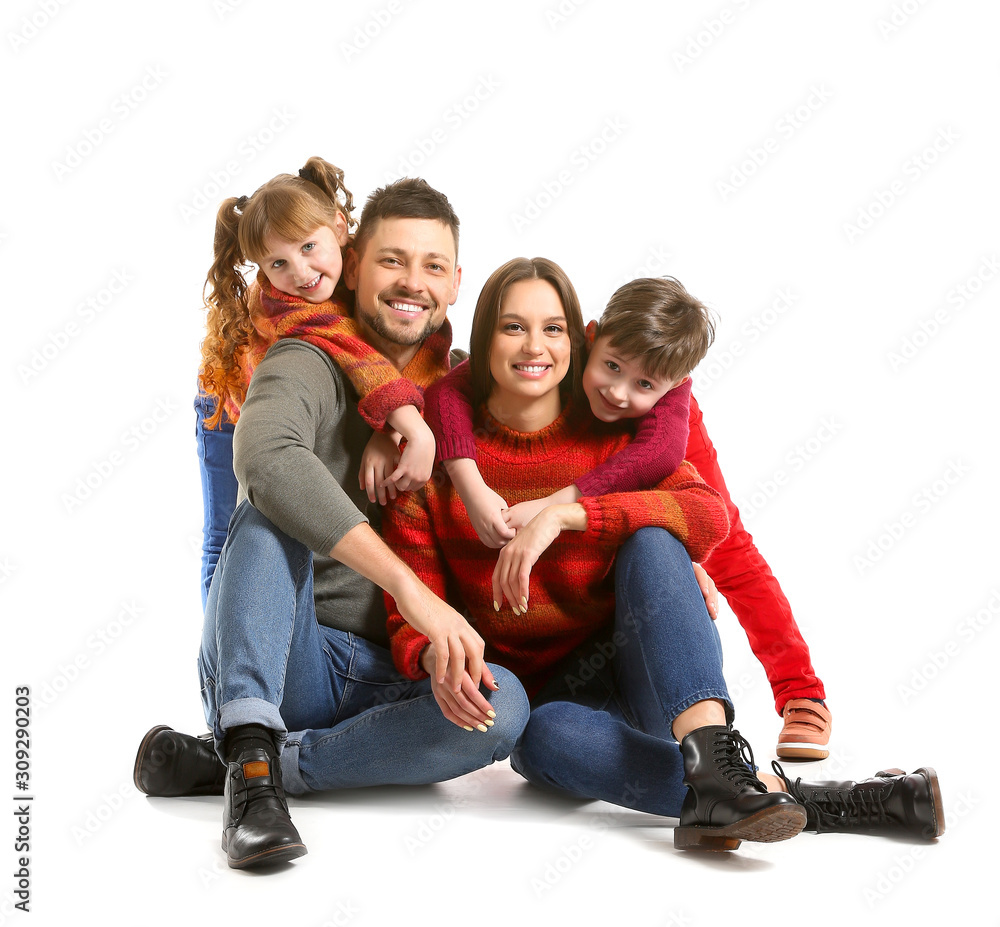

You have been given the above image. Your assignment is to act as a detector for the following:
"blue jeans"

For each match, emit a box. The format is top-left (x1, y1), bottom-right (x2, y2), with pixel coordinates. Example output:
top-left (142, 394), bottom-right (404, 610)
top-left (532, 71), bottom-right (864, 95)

top-left (194, 391), bottom-right (240, 609)
top-left (198, 501), bottom-right (530, 795)
top-left (510, 527), bottom-right (733, 818)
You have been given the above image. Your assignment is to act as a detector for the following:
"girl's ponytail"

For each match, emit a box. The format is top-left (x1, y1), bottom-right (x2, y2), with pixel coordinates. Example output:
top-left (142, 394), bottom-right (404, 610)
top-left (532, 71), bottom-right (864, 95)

top-left (199, 196), bottom-right (254, 428)
top-left (299, 156), bottom-right (357, 230)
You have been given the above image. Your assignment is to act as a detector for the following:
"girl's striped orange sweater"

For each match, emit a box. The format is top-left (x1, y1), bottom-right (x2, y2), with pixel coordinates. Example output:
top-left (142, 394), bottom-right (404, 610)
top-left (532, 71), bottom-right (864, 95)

top-left (383, 402), bottom-right (730, 697)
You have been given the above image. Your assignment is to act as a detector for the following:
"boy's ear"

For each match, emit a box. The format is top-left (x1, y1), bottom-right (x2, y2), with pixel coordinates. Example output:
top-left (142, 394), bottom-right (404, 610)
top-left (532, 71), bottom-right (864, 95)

top-left (585, 319), bottom-right (598, 349)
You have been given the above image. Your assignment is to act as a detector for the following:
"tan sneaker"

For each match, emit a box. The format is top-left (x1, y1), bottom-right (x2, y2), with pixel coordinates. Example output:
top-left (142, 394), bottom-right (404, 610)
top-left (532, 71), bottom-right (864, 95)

top-left (776, 699), bottom-right (832, 760)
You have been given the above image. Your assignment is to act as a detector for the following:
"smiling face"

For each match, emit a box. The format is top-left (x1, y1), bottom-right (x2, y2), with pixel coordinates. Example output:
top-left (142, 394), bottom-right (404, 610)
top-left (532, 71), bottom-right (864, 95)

top-left (344, 217), bottom-right (461, 366)
top-left (582, 334), bottom-right (680, 422)
top-left (487, 277), bottom-right (571, 418)
top-left (259, 216), bottom-right (348, 304)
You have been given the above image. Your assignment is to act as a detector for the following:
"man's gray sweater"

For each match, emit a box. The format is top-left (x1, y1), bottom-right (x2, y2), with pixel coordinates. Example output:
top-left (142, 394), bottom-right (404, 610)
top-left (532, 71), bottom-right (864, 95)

top-left (232, 338), bottom-right (388, 645)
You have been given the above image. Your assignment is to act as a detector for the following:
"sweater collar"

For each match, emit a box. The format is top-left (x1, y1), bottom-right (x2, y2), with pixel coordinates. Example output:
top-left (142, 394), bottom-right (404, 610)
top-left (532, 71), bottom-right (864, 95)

top-left (478, 400), bottom-right (591, 462)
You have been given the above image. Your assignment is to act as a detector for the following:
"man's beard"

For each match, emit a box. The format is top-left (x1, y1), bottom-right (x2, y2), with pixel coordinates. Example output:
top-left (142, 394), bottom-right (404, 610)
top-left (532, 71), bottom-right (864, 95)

top-left (356, 292), bottom-right (443, 347)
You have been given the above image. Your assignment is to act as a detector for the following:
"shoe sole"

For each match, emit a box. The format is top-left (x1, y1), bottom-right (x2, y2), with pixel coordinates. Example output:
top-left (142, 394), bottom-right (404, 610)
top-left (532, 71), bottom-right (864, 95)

top-left (776, 741), bottom-right (830, 760)
top-left (133, 724), bottom-right (173, 795)
top-left (674, 803), bottom-right (807, 851)
top-left (222, 834), bottom-right (308, 869)
top-left (916, 766), bottom-right (945, 838)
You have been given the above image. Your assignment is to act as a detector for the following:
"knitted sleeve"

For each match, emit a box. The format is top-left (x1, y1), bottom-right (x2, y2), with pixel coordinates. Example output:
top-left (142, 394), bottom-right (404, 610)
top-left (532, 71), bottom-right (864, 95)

top-left (423, 360), bottom-right (478, 464)
top-left (578, 459), bottom-right (730, 563)
top-left (575, 378), bottom-right (692, 496)
top-left (381, 490), bottom-right (443, 680)
top-left (300, 316), bottom-right (424, 433)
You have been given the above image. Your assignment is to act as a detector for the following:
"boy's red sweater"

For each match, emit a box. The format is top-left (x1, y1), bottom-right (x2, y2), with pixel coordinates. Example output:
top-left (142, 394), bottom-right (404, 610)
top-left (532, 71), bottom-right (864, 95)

top-left (383, 403), bottom-right (730, 697)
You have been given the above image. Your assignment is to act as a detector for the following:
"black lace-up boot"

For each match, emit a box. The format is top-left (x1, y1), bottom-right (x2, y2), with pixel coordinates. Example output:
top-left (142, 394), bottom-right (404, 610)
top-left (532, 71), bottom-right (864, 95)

top-left (771, 762), bottom-right (945, 839)
top-left (133, 725), bottom-right (227, 797)
top-left (222, 730), bottom-right (306, 869)
top-left (674, 725), bottom-right (806, 851)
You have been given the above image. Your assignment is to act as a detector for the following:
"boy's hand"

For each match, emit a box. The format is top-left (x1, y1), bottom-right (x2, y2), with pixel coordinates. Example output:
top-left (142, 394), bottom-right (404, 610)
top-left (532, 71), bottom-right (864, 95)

top-left (445, 458), bottom-right (516, 548)
top-left (383, 417), bottom-right (435, 495)
top-left (359, 431), bottom-right (402, 505)
top-left (693, 562), bottom-right (719, 619)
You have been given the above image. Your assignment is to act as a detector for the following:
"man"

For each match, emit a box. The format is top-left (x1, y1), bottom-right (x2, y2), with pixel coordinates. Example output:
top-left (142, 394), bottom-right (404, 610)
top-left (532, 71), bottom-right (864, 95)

top-left (134, 179), bottom-right (529, 870)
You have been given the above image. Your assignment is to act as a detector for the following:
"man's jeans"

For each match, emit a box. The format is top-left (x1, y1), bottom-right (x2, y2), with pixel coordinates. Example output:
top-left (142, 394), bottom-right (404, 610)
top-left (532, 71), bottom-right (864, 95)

top-left (198, 501), bottom-right (529, 795)
top-left (511, 527), bottom-right (733, 818)
top-left (194, 390), bottom-right (239, 610)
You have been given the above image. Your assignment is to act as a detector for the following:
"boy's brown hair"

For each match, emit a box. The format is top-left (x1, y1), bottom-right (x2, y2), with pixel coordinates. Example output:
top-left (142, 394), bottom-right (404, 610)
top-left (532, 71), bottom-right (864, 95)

top-left (594, 277), bottom-right (716, 382)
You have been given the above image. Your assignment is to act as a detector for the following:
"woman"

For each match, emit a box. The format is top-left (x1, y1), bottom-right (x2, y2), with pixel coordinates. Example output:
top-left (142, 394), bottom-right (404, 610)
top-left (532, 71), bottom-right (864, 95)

top-left (382, 257), bottom-right (807, 850)
top-left (383, 256), bottom-right (945, 849)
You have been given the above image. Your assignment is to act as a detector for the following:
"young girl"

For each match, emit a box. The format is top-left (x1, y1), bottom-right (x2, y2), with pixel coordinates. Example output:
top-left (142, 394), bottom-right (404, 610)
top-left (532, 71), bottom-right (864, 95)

top-left (195, 156), bottom-right (437, 605)
top-left (424, 275), bottom-right (833, 759)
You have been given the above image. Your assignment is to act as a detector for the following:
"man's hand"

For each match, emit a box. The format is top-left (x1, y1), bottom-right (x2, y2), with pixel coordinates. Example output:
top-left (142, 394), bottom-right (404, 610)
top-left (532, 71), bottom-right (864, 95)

top-left (693, 562), bottom-right (719, 619)
top-left (393, 578), bottom-right (496, 695)
top-left (421, 644), bottom-right (498, 730)
top-left (445, 458), bottom-right (515, 548)
top-left (359, 431), bottom-right (402, 505)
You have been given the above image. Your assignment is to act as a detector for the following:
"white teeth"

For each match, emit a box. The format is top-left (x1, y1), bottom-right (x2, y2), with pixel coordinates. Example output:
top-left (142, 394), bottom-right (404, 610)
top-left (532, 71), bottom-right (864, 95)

top-left (388, 301), bottom-right (424, 313)
top-left (301, 276), bottom-right (320, 288)
top-left (515, 365), bottom-right (548, 373)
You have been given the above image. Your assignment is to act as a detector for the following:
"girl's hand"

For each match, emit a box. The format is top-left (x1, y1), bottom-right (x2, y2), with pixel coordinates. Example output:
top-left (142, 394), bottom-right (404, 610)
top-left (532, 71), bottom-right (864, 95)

top-left (383, 418), bottom-right (436, 494)
top-left (359, 431), bottom-right (401, 505)
top-left (693, 562), bottom-right (719, 620)
top-left (492, 506), bottom-right (566, 613)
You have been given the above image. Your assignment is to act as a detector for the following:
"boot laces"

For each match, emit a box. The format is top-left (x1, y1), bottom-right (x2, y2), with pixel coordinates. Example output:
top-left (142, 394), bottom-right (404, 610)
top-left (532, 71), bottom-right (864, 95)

top-left (772, 761), bottom-right (890, 831)
top-left (231, 765), bottom-right (289, 822)
top-left (715, 728), bottom-right (766, 792)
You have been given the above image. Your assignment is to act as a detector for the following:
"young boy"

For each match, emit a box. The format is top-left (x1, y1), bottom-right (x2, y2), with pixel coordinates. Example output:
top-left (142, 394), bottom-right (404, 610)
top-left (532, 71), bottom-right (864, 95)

top-left (424, 276), bottom-right (832, 759)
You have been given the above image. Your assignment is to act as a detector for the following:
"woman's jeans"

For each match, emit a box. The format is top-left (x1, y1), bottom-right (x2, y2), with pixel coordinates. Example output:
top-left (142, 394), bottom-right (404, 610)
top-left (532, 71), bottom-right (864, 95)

top-left (194, 391), bottom-right (239, 609)
top-left (511, 527), bottom-right (733, 818)
top-left (198, 500), bottom-right (530, 795)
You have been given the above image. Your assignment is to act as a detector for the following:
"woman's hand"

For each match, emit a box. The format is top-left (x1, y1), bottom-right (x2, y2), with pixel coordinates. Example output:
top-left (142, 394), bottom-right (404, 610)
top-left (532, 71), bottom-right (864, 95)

top-left (504, 484), bottom-right (581, 532)
top-left (359, 431), bottom-right (402, 505)
top-left (421, 643), bottom-right (498, 731)
top-left (502, 497), bottom-right (551, 533)
top-left (492, 504), bottom-right (584, 612)
top-left (693, 562), bottom-right (719, 620)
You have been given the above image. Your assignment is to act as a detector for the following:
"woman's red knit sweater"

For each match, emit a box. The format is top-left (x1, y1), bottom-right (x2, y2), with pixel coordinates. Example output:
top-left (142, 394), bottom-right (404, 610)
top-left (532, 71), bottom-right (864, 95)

top-left (383, 403), bottom-right (730, 697)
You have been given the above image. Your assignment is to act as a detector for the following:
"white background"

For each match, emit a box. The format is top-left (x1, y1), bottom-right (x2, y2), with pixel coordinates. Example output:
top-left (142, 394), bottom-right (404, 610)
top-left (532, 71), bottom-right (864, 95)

top-left (3, 0), bottom-right (997, 923)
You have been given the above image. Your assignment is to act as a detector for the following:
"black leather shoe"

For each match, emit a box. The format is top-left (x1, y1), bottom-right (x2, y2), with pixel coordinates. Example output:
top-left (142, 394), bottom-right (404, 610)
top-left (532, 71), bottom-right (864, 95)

top-left (674, 725), bottom-right (806, 851)
top-left (771, 762), bottom-right (945, 839)
top-left (133, 725), bottom-right (226, 797)
top-left (223, 746), bottom-right (306, 869)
